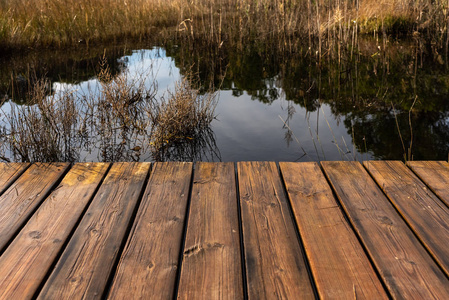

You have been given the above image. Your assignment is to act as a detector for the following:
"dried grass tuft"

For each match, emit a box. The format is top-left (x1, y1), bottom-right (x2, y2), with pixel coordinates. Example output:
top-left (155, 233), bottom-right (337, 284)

top-left (0, 59), bottom-right (217, 162)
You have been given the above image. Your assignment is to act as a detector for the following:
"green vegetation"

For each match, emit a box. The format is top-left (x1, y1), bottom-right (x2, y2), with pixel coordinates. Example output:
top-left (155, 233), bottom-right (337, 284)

top-left (1, 0), bottom-right (449, 51)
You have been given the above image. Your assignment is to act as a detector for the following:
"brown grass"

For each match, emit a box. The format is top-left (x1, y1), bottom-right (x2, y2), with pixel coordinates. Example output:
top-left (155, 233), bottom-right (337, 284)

top-left (146, 76), bottom-right (217, 160)
top-left (1, 0), bottom-right (448, 51)
top-left (0, 0), bottom-right (181, 49)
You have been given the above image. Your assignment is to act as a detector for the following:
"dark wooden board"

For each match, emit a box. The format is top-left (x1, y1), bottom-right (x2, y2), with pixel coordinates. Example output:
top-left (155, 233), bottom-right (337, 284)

top-left (365, 160), bottom-right (449, 277)
top-left (0, 162), bottom-right (29, 195)
top-left (0, 162), bottom-right (69, 252)
top-left (107, 162), bottom-right (193, 299)
top-left (0, 163), bottom-right (109, 300)
top-left (280, 162), bottom-right (387, 299)
top-left (237, 161), bottom-right (314, 299)
top-left (322, 161), bottom-right (449, 299)
top-left (37, 162), bottom-right (150, 299)
top-left (408, 161), bottom-right (449, 207)
top-left (177, 162), bottom-right (243, 299)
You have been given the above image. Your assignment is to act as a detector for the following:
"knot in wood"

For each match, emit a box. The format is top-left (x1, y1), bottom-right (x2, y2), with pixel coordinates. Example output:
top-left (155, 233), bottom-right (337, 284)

top-left (29, 231), bottom-right (41, 239)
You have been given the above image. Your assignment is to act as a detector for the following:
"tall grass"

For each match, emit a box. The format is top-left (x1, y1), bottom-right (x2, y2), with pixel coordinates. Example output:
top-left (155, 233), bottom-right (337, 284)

top-left (0, 0), bottom-right (181, 49)
top-left (1, 0), bottom-right (448, 51)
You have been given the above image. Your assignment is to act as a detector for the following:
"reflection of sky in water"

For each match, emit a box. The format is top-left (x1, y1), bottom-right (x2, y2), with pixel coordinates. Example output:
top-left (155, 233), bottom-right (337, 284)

top-left (53, 48), bottom-right (180, 100)
top-left (214, 90), bottom-right (369, 162)
top-left (2, 47), bottom-right (371, 162)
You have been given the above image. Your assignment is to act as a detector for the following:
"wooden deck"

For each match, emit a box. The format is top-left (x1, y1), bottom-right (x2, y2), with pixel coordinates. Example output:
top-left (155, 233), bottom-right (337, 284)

top-left (0, 161), bottom-right (448, 299)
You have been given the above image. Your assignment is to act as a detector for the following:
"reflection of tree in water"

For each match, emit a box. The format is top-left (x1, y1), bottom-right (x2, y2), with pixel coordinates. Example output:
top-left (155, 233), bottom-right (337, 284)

top-left (2, 37), bottom-right (449, 161)
top-left (165, 42), bottom-right (281, 103)
top-left (167, 37), bottom-right (449, 160)
top-left (0, 44), bottom-right (135, 104)
top-left (347, 110), bottom-right (449, 160)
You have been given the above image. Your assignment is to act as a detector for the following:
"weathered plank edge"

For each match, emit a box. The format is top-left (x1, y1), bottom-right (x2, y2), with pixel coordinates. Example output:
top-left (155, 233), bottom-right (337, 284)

top-left (0, 163), bottom-right (31, 196)
top-left (102, 163), bottom-right (152, 298)
top-left (235, 162), bottom-right (249, 300)
top-left (407, 161), bottom-right (449, 209)
top-left (277, 162), bottom-right (320, 299)
top-left (171, 163), bottom-right (195, 299)
top-left (107, 162), bottom-right (193, 299)
top-left (176, 162), bottom-right (244, 299)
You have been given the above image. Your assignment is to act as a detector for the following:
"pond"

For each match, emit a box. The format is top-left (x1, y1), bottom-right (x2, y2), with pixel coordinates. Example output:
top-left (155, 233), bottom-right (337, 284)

top-left (1, 38), bottom-right (448, 162)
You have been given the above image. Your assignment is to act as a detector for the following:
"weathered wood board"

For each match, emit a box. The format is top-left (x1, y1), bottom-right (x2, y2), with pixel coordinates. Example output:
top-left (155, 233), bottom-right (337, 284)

top-left (238, 161), bottom-right (315, 299)
top-left (107, 162), bottom-right (192, 299)
top-left (408, 161), bottom-right (449, 207)
top-left (177, 162), bottom-right (243, 300)
top-left (0, 161), bottom-right (446, 299)
top-left (38, 162), bottom-right (150, 299)
top-left (0, 162), bottom-right (29, 195)
top-left (280, 162), bottom-right (387, 299)
top-left (0, 163), bottom-right (109, 299)
top-left (365, 160), bottom-right (449, 277)
top-left (0, 162), bottom-right (69, 253)
top-left (322, 161), bottom-right (449, 299)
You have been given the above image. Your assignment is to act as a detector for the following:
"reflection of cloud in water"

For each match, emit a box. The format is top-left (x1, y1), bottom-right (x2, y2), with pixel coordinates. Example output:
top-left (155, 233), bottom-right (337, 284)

top-left (53, 48), bottom-right (181, 101)
top-left (121, 48), bottom-right (180, 97)
top-left (213, 90), bottom-right (364, 161)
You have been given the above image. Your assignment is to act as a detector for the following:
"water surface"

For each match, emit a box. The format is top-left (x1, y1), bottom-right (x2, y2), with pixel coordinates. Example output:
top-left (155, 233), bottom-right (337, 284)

top-left (1, 39), bottom-right (448, 162)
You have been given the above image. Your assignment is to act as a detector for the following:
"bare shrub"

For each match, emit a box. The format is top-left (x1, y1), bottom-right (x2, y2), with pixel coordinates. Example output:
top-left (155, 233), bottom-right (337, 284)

top-left (147, 76), bottom-right (218, 161)
top-left (0, 59), bottom-right (218, 162)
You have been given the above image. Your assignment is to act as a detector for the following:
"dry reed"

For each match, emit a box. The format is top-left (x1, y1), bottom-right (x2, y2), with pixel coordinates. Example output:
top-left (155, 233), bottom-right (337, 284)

top-left (1, 0), bottom-right (448, 51)
top-left (0, 59), bottom-right (217, 162)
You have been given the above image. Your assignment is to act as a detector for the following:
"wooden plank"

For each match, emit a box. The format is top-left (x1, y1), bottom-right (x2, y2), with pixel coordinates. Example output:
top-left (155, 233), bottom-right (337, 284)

top-left (177, 162), bottom-right (243, 299)
top-left (0, 162), bottom-right (29, 195)
top-left (280, 162), bottom-right (387, 299)
top-left (0, 162), bottom-right (69, 252)
top-left (365, 160), bottom-right (449, 277)
top-left (322, 161), bottom-right (449, 299)
top-left (237, 161), bottom-right (314, 299)
top-left (37, 162), bottom-right (150, 299)
top-left (408, 161), bottom-right (449, 207)
top-left (107, 162), bottom-right (193, 299)
top-left (0, 163), bottom-right (110, 300)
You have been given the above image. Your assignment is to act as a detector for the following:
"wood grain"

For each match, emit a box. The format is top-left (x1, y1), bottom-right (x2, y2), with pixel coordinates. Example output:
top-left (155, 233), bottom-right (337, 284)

top-left (237, 161), bottom-right (314, 299)
top-left (0, 162), bottom-right (69, 252)
top-left (37, 162), bottom-right (150, 299)
top-left (0, 162), bottom-right (29, 195)
top-left (365, 160), bottom-right (449, 276)
top-left (177, 162), bottom-right (243, 300)
top-left (0, 163), bottom-right (109, 300)
top-left (280, 162), bottom-right (387, 299)
top-left (322, 161), bottom-right (449, 299)
top-left (408, 161), bottom-right (449, 207)
top-left (107, 162), bottom-right (193, 300)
